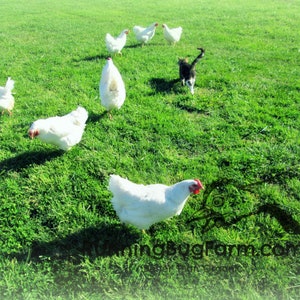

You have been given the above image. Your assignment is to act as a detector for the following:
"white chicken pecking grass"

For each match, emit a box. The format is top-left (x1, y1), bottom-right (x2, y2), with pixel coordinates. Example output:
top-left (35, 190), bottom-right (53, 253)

top-left (105, 29), bottom-right (130, 56)
top-left (162, 24), bottom-right (182, 45)
top-left (99, 57), bottom-right (126, 119)
top-left (0, 77), bottom-right (15, 116)
top-left (28, 106), bottom-right (88, 151)
top-left (133, 22), bottom-right (158, 46)
top-left (109, 175), bottom-right (204, 231)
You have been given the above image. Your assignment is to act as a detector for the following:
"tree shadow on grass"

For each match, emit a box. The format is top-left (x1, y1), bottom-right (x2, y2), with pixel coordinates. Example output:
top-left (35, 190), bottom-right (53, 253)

top-left (11, 223), bottom-right (141, 263)
top-left (0, 150), bottom-right (63, 173)
top-left (187, 166), bottom-right (300, 235)
top-left (188, 203), bottom-right (300, 235)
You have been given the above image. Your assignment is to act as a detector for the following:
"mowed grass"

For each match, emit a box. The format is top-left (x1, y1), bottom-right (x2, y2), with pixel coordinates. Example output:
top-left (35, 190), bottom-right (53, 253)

top-left (0, 0), bottom-right (299, 299)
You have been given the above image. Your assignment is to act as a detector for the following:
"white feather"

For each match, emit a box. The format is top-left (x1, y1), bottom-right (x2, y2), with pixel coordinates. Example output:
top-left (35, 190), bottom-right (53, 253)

top-left (29, 106), bottom-right (88, 151)
top-left (162, 24), bottom-right (182, 45)
top-left (133, 22), bottom-right (158, 44)
top-left (109, 175), bottom-right (203, 230)
top-left (0, 77), bottom-right (15, 115)
top-left (100, 58), bottom-right (126, 112)
top-left (105, 29), bottom-right (129, 55)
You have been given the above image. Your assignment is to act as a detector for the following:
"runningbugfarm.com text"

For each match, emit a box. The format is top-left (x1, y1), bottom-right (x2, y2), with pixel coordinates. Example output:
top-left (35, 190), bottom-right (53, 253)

top-left (118, 241), bottom-right (299, 260)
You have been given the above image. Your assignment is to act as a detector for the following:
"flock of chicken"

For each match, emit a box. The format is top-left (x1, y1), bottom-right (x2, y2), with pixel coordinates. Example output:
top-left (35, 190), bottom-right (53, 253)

top-left (105, 23), bottom-right (182, 55)
top-left (0, 22), bottom-right (204, 232)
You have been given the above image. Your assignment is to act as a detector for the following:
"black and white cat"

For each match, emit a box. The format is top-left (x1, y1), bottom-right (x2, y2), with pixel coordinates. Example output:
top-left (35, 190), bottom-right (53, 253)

top-left (178, 47), bottom-right (205, 95)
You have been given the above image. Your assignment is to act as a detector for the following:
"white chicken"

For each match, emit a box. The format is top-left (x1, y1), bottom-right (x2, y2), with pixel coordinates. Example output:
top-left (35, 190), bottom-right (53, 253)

top-left (109, 175), bottom-right (204, 230)
top-left (133, 22), bottom-right (158, 45)
top-left (0, 77), bottom-right (15, 116)
top-left (162, 24), bottom-right (182, 45)
top-left (105, 29), bottom-right (130, 55)
top-left (99, 57), bottom-right (126, 118)
top-left (28, 106), bottom-right (88, 151)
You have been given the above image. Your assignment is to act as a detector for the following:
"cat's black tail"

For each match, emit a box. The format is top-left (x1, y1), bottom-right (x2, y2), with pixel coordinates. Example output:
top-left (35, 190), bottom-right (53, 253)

top-left (190, 47), bottom-right (205, 69)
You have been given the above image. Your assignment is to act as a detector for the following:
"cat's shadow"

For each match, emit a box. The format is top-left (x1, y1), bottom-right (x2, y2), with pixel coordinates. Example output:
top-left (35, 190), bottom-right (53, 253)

top-left (149, 77), bottom-right (181, 93)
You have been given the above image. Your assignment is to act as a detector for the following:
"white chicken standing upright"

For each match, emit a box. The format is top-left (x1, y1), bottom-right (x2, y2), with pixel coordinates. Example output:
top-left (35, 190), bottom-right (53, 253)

top-left (133, 22), bottom-right (158, 45)
top-left (28, 106), bottom-right (88, 151)
top-left (109, 175), bottom-right (204, 230)
top-left (0, 77), bottom-right (15, 116)
top-left (100, 57), bottom-right (126, 118)
top-left (105, 29), bottom-right (130, 55)
top-left (162, 24), bottom-right (182, 45)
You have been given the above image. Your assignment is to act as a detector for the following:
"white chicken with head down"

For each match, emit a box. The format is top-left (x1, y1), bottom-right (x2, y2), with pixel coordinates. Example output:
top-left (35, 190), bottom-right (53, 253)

top-left (133, 22), bottom-right (158, 45)
top-left (109, 175), bottom-right (204, 230)
top-left (0, 77), bottom-right (15, 116)
top-left (100, 57), bottom-right (126, 118)
top-left (162, 24), bottom-right (182, 45)
top-left (105, 29), bottom-right (130, 55)
top-left (28, 106), bottom-right (88, 151)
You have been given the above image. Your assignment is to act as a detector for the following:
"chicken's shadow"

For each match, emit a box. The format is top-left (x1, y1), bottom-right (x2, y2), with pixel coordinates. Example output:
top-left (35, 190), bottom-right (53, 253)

top-left (87, 111), bottom-right (109, 123)
top-left (74, 54), bottom-right (107, 62)
top-left (0, 150), bottom-right (63, 173)
top-left (149, 77), bottom-right (180, 93)
top-left (125, 44), bottom-right (142, 49)
top-left (10, 223), bottom-right (140, 263)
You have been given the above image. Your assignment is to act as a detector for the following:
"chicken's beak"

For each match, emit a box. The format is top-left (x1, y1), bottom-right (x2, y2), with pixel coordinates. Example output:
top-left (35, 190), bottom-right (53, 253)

top-left (196, 179), bottom-right (204, 190)
top-left (28, 130), bottom-right (34, 139)
top-left (28, 130), bottom-right (37, 139)
top-left (191, 179), bottom-right (204, 194)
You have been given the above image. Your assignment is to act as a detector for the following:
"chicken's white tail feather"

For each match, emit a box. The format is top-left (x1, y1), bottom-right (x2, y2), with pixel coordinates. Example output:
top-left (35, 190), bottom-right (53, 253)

top-left (69, 106), bottom-right (88, 127)
top-left (109, 175), bottom-right (129, 195)
top-left (5, 77), bottom-right (14, 92)
top-left (109, 175), bottom-right (143, 200)
top-left (133, 26), bottom-right (144, 35)
top-left (105, 33), bottom-right (114, 43)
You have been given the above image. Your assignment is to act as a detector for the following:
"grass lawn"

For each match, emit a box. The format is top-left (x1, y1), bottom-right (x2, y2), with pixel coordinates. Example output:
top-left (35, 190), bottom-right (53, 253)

top-left (0, 0), bottom-right (299, 299)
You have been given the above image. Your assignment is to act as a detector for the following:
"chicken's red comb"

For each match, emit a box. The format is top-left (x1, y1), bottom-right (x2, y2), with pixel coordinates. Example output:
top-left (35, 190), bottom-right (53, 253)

top-left (195, 179), bottom-right (204, 190)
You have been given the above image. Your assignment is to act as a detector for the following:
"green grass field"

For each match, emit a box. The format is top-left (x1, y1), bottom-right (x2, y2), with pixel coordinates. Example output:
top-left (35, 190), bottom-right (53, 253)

top-left (0, 0), bottom-right (299, 299)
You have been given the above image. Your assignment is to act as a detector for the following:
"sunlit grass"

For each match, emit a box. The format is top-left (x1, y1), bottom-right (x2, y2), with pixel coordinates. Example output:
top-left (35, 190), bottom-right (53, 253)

top-left (0, 0), bottom-right (299, 299)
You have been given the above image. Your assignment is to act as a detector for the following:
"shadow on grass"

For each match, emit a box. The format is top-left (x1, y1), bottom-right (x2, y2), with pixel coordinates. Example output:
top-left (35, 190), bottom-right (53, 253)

top-left (87, 111), bottom-right (109, 123)
top-left (73, 54), bottom-right (107, 62)
top-left (149, 78), bottom-right (209, 114)
top-left (125, 44), bottom-right (142, 49)
top-left (149, 77), bottom-right (180, 93)
top-left (174, 101), bottom-right (210, 114)
top-left (188, 166), bottom-right (300, 234)
top-left (0, 150), bottom-right (63, 173)
top-left (12, 223), bottom-right (140, 263)
top-left (188, 203), bottom-right (300, 235)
